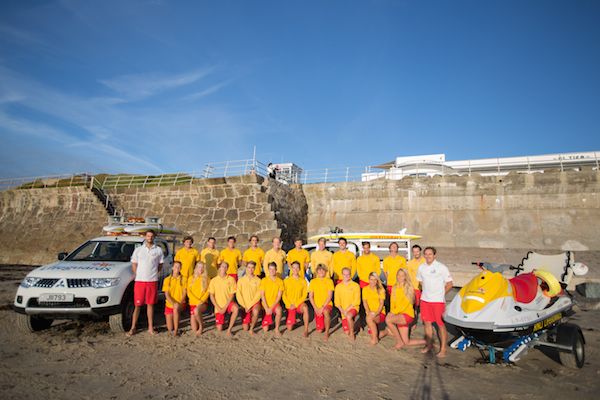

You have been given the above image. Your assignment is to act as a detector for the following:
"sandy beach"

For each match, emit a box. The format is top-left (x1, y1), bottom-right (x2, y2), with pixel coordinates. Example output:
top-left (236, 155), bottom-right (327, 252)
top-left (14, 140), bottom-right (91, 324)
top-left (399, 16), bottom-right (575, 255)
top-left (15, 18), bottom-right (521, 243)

top-left (1, 264), bottom-right (599, 400)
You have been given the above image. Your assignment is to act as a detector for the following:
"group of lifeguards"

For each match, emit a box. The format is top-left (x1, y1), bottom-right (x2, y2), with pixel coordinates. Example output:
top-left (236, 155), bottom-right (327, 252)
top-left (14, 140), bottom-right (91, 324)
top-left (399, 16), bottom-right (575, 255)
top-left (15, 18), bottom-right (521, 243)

top-left (127, 230), bottom-right (453, 357)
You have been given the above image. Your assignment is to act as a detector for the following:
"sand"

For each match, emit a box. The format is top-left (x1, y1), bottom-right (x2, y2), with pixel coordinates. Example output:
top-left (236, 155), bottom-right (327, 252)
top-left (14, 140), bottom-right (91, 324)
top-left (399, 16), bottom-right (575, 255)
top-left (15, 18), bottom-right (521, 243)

top-left (1, 264), bottom-right (599, 400)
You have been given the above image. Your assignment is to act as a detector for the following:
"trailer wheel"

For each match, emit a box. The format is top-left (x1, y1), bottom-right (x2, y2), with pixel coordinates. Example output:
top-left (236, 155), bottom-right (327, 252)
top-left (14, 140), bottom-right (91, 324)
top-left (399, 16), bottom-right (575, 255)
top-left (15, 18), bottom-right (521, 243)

top-left (16, 314), bottom-right (53, 333)
top-left (557, 324), bottom-right (585, 369)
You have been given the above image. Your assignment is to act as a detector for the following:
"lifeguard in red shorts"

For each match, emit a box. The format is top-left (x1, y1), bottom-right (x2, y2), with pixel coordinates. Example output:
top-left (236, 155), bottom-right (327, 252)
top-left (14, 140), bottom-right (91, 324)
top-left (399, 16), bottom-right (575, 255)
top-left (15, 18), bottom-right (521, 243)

top-left (128, 230), bottom-right (164, 337)
top-left (356, 242), bottom-right (380, 288)
top-left (208, 261), bottom-right (239, 337)
top-left (386, 269), bottom-right (426, 349)
top-left (283, 261), bottom-right (309, 337)
top-left (362, 271), bottom-right (386, 345)
top-left (260, 262), bottom-right (284, 335)
top-left (334, 267), bottom-right (361, 342)
top-left (308, 264), bottom-right (334, 341)
top-left (236, 261), bottom-right (262, 335)
top-left (417, 247), bottom-right (453, 358)
top-left (162, 261), bottom-right (187, 336)
top-left (187, 262), bottom-right (210, 336)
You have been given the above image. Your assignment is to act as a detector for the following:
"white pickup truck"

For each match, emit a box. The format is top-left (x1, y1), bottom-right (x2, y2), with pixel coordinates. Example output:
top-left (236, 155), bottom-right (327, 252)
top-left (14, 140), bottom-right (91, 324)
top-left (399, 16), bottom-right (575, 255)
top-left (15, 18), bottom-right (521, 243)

top-left (13, 234), bottom-right (175, 333)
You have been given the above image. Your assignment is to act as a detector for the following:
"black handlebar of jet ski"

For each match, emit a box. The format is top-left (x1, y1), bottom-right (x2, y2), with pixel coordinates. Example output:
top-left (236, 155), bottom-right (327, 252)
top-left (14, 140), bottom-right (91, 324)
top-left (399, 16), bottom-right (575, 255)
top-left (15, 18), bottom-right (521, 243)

top-left (471, 262), bottom-right (523, 273)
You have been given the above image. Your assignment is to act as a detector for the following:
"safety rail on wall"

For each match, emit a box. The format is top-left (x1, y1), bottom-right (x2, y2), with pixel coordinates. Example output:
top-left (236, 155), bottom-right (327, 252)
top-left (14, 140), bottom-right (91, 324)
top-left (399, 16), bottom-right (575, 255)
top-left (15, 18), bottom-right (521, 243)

top-left (299, 166), bottom-right (377, 184)
top-left (0, 174), bottom-right (92, 191)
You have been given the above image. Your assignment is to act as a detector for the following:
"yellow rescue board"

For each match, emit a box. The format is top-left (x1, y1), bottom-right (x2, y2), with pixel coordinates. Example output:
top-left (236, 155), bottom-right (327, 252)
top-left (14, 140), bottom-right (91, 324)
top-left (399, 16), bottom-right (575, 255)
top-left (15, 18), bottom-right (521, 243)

top-left (308, 232), bottom-right (422, 242)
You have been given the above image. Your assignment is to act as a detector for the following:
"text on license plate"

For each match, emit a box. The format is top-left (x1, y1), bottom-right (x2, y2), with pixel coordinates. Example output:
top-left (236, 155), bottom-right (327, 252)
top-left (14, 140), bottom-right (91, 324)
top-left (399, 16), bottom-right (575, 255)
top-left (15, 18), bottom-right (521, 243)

top-left (39, 293), bottom-right (74, 303)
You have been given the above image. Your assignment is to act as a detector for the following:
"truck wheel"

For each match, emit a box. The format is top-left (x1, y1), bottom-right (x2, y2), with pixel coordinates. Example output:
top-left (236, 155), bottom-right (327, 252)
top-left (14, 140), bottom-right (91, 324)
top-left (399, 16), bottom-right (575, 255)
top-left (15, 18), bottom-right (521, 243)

top-left (557, 324), bottom-right (585, 369)
top-left (16, 314), bottom-right (53, 333)
top-left (109, 292), bottom-right (134, 333)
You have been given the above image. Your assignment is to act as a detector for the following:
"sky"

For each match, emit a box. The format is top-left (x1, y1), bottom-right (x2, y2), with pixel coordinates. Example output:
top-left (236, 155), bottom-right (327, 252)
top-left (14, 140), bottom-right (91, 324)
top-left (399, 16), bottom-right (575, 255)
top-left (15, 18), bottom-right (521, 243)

top-left (0, 0), bottom-right (599, 177)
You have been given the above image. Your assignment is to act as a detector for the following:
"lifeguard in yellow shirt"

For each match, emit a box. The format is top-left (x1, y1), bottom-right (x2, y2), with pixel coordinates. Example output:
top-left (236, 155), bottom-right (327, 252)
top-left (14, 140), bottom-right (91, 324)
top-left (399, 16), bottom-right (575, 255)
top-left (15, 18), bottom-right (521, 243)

top-left (386, 269), bottom-right (425, 349)
top-left (217, 236), bottom-right (242, 280)
top-left (208, 262), bottom-right (239, 337)
top-left (200, 237), bottom-right (220, 279)
top-left (260, 262), bottom-right (284, 335)
top-left (310, 237), bottom-right (332, 277)
top-left (332, 237), bottom-right (357, 283)
top-left (383, 242), bottom-right (407, 295)
top-left (356, 241), bottom-right (381, 288)
top-left (283, 261), bottom-right (309, 337)
top-left (286, 239), bottom-right (310, 277)
top-left (334, 268), bottom-right (361, 341)
top-left (187, 262), bottom-right (210, 336)
top-left (308, 264), bottom-right (334, 341)
top-left (162, 261), bottom-right (187, 337)
top-left (263, 237), bottom-right (287, 277)
top-left (236, 261), bottom-right (262, 335)
top-left (363, 272), bottom-right (386, 345)
top-left (405, 244), bottom-right (425, 304)
top-left (174, 236), bottom-right (201, 279)
top-left (242, 235), bottom-right (265, 277)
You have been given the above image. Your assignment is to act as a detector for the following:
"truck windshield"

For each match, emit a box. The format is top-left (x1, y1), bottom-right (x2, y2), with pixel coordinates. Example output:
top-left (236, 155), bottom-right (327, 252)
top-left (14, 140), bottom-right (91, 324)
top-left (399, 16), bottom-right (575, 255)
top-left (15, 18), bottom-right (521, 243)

top-left (65, 241), bottom-right (140, 262)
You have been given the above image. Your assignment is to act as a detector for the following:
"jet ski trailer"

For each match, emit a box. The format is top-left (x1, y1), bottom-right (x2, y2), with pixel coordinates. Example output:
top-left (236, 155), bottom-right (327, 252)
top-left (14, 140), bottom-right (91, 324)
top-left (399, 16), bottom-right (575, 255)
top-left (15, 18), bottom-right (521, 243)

top-left (446, 251), bottom-right (589, 368)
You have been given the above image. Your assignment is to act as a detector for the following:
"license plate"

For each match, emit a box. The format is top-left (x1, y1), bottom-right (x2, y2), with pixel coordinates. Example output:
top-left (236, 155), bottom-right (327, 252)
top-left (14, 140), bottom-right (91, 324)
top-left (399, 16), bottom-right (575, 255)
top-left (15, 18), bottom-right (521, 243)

top-left (38, 293), bottom-right (74, 303)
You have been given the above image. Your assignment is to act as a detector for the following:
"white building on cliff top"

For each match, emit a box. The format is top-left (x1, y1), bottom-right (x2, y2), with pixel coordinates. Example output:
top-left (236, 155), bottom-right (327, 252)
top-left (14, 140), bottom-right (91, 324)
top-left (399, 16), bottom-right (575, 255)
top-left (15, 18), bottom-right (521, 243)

top-left (362, 151), bottom-right (600, 181)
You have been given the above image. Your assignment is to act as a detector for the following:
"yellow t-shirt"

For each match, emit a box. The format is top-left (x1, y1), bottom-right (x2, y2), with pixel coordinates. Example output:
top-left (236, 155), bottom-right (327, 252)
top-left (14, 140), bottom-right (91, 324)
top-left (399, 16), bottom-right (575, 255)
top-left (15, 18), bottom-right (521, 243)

top-left (356, 253), bottom-right (381, 283)
top-left (259, 276), bottom-right (284, 308)
top-left (175, 247), bottom-right (201, 278)
top-left (383, 254), bottom-right (407, 287)
top-left (208, 275), bottom-right (237, 308)
top-left (390, 285), bottom-right (415, 318)
top-left (187, 275), bottom-right (210, 306)
top-left (200, 248), bottom-right (220, 278)
top-left (162, 275), bottom-right (187, 308)
top-left (243, 247), bottom-right (266, 276)
top-left (286, 248), bottom-right (311, 276)
top-left (310, 249), bottom-right (333, 277)
top-left (405, 257), bottom-right (425, 290)
top-left (263, 249), bottom-right (287, 277)
top-left (217, 248), bottom-right (242, 275)
top-left (282, 276), bottom-right (308, 309)
top-left (332, 250), bottom-right (357, 281)
top-left (334, 281), bottom-right (361, 312)
top-left (236, 275), bottom-right (262, 309)
top-left (308, 276), bottom-right (334, 308)
top-left (362, 285), bottom-right (386, 315)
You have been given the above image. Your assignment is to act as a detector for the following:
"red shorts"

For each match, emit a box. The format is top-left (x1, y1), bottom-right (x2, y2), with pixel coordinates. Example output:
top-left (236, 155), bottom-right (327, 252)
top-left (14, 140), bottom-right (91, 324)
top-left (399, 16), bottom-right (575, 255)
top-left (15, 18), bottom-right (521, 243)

top-left (164, 306), bottom-right (173, 315)
top-left (189, 303), bottom-right (206, 315)
top-left (262, 304), bottom-right (281, 327)
top-left (215, 302), bottom-right (236, 326)
top-left (315, 304), bottom-right (333, 331)
top-left (228, 273), bottom-right (238, 282)
top-left (134, 281), bottom-right (158, 306)
top-left (341, 309), bottom-right (358, 332)
top-left (414, 289), bottom-right (422, 306)
top-left (397, 314), bottom-right (415, 328)
top-left (420, 301), bottom-right (445, 326)
top-left (242, 302), bottom-right (259, 325)
top-left (286, 304), bottom-right (306, 325)
top-left (367, 312), bottom-right (386, 334)
top-left (359, 280), bottom-right (369, 288)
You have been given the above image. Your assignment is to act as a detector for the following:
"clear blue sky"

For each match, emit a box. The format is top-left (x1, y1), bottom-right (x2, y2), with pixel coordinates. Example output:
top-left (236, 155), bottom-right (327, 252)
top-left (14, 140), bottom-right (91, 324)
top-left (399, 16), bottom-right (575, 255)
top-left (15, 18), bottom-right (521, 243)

top-left (1, 0), bottom-right (599, 177)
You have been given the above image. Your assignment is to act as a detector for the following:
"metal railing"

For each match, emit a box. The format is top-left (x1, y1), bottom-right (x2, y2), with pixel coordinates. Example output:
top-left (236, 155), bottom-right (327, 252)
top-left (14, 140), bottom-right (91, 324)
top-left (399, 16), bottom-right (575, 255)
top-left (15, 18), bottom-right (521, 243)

top-left (300, 166), bottom-right (376, 184)
top-left (2, 152), bottom-right (598, 191)
top-left (0, 174), bottom-right (92, 191)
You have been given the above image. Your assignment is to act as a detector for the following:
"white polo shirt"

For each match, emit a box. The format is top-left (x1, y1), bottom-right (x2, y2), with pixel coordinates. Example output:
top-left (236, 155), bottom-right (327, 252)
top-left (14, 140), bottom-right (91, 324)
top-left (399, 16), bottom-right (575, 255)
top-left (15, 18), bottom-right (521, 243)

top-left (131, 243), bottom-right (165, 282)
top-left (416, 260), bottom-right (453, 303)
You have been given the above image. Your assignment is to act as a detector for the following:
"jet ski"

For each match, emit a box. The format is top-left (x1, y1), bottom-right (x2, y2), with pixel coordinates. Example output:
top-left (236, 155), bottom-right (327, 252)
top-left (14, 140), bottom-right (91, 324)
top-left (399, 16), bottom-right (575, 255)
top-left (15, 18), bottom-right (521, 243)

top-left (445, 251), bottom-right (588, 368)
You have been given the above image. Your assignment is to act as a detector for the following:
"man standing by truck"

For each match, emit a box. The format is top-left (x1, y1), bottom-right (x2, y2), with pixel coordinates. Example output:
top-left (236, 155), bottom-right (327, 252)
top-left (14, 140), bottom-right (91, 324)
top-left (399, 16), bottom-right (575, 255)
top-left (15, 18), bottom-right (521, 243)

top-left (127, 230), bottom-right (164, 336)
